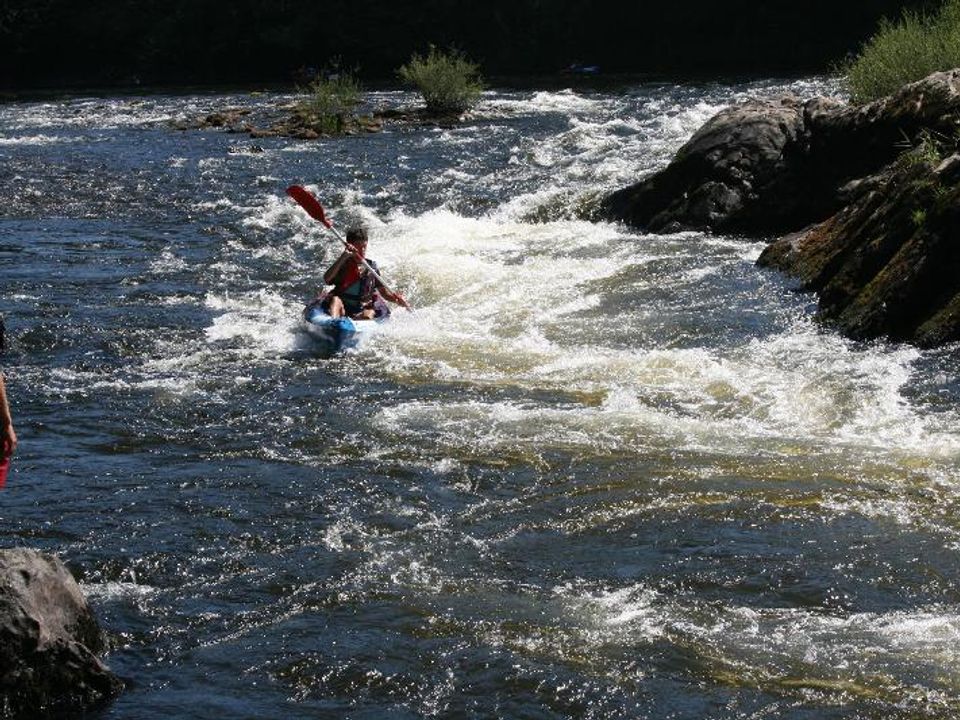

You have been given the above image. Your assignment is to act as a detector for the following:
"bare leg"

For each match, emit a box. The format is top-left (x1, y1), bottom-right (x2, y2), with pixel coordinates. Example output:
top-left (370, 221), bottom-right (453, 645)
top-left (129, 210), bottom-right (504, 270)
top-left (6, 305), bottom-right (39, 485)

top-left (326, 295), bottom-right (346, 318)
top-left (352, 308), bottom-right (376, 320)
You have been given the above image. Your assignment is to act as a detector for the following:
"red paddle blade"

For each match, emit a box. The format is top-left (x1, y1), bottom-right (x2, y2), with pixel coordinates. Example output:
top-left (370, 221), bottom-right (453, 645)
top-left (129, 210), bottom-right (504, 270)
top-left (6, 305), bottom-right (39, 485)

top-left (286, 185), bottom-right (332, 227)
top-left (0, 455), bottom-right (8, 489)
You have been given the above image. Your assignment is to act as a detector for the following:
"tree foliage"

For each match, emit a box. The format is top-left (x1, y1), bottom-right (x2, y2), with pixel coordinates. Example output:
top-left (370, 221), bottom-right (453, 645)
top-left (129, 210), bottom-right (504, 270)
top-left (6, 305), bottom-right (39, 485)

top-left (0, 0), bottom-right (936, 90)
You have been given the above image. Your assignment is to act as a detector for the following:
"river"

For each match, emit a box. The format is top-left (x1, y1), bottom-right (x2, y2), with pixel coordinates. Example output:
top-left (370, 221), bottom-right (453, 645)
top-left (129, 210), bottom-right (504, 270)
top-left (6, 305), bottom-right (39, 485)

top-left (2, 78), bottom-right (960, 719)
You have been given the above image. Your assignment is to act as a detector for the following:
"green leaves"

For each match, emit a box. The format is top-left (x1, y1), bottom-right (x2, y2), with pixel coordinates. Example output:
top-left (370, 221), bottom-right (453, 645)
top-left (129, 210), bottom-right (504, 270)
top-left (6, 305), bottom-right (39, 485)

top-left (847, 0), bottom-right (960, 104)
top-left (397, 46), bottom-right (484, 116)
top-left (295, 69), bottom-right (362, 135)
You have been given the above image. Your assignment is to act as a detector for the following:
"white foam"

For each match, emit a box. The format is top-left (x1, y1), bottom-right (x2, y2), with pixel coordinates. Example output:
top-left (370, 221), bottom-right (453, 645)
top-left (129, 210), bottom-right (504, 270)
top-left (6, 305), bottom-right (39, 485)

top-left (354, 205), bottom-right (960, 476)
top-left (563, 582), bottom-right (960, 692)
top-left (80, 581), bottom-right (157, 601)
top-left (203, 290), bottom-right (302, 350)
top-left (482, 89), bottom-right (610, 117)
top-left (39, 78), bottom-right (948, 491)
top-left (0, 134), bottom-right (75, 145)
top-left (148, 250), bottom-right (189, 273)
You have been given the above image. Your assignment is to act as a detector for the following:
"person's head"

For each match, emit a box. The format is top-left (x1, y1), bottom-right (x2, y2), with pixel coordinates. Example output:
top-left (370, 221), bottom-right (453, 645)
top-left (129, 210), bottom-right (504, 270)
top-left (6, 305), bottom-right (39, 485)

top-left (346, 227), bottom-right (368, 255)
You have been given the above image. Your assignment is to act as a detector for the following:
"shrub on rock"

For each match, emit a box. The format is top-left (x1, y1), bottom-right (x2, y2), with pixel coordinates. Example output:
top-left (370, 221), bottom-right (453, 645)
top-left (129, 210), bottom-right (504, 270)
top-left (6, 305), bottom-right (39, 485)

top-left (397, 46), bottom-right (484, 116)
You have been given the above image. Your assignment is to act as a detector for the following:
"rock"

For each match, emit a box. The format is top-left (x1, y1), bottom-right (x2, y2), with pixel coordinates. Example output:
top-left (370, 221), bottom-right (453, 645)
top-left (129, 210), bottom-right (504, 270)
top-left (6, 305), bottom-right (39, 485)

top-left (602, 68), bottom-right (960, 347)
top-left (177, 100), bottom-right (462, 141)
top-left (201, 108), bottom-right (251, 128)
top-left (602, 69), bottom-right (960, 236)
top-left (602, 96), bottom-right (811, 233)
top-left (0, 548), bottom-right (122, 716)
top-left (357, 115), bottom-right (384, 133)
top-left (227, 144), bottom-right (265, 155)
top-left (170, 107), bottom-right (252, 132)
top-left (757, 154), bottom-right (960, 346)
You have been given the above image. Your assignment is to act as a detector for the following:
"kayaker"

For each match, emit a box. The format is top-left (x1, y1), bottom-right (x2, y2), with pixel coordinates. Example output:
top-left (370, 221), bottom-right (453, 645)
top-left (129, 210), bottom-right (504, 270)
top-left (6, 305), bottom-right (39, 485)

top-left (319, 227), bottom-right (410, 319)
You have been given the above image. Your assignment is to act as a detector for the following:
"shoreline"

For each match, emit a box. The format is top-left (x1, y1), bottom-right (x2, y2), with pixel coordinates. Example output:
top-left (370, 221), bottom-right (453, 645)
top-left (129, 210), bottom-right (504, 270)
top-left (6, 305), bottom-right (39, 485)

top-left (0, 70), bottom-right (839, 103)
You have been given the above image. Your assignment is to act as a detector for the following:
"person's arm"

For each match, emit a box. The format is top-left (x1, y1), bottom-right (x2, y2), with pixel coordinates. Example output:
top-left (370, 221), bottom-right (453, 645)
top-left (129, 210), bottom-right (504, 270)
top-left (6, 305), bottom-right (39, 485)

top-left (369, 263), bottom-right (410, 309)
top-left (323, 244), bottom-right (361, 285)
top-left (378, 285), bottom-right (410, 309)
top-left (0, 373), bottom-right (16, 458)
top-left (322, 254), bottom-right (346, 285)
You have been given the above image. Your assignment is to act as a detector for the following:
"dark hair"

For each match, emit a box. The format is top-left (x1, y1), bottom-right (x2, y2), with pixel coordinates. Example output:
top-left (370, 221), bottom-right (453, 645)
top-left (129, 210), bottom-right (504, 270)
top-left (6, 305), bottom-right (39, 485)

top-left (346, 227), bottom-right (368, 244)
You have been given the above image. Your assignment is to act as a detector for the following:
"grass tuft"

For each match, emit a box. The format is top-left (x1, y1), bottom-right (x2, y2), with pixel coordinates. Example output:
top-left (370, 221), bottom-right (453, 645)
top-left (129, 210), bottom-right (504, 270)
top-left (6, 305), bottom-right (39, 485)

top-left (846, 0), bottom-right (960, 104)
top-left (295, 67), bottom-right (362, 135)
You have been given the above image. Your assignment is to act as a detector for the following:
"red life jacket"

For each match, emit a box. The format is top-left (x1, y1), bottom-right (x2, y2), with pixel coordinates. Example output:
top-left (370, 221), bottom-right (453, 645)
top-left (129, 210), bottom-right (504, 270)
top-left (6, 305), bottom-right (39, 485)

top-left (331, 258), bottom-right (381, 313)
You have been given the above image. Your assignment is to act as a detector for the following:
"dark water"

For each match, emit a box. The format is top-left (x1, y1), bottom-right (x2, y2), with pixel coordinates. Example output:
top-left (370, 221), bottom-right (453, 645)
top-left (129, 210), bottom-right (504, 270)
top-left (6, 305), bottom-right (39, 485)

top-left (2, 80), bottom-right (960, 719)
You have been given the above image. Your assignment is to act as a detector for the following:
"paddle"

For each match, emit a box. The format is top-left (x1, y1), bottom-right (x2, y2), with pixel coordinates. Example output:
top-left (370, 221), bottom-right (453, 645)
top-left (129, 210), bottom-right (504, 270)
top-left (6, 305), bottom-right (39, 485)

top-left (286, 185), bottom-right (410, 308)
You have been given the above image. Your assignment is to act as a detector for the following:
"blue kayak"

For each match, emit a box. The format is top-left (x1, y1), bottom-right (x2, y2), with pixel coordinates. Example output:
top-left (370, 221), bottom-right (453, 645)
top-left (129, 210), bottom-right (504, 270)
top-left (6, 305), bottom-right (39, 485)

top-left (301, 302), bottom-right (387, 354)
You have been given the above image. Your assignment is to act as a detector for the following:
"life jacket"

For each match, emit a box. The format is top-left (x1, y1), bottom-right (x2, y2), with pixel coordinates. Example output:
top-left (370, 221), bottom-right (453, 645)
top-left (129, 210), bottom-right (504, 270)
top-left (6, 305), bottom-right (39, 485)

top-left (331, 258), bottom-right (384, 314)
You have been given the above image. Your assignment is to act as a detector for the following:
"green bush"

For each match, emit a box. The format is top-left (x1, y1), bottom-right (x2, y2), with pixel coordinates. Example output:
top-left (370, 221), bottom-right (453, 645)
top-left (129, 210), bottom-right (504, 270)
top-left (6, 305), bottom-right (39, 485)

top-left (397, 46), bottom-right (484, 115)
top-left (295, 70), bottom-right (362, 134)
top-left (846, 0), bottom-right (960, 104)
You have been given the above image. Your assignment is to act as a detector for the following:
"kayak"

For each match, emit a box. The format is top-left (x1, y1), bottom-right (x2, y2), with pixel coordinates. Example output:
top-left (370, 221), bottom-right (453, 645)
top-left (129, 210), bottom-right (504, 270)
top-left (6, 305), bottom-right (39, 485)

top-left (301, 300), bottom-right (387, 354)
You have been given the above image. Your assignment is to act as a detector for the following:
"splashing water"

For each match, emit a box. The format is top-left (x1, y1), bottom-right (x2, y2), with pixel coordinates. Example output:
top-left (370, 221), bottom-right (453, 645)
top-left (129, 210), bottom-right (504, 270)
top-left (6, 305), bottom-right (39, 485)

top-left (2, 77), bottom-right (959, 719)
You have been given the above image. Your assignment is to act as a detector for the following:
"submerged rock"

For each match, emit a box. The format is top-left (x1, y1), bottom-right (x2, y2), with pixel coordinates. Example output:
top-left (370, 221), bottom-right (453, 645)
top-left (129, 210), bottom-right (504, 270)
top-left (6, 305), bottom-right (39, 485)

top-left (171, 107), bottom-right (252, 133)
top-left (176, 99), bottom-right (468, 141)
top-left (0, 548), bottom-right (122, 717)
top-left (255, 111), bottom-right (385, 139)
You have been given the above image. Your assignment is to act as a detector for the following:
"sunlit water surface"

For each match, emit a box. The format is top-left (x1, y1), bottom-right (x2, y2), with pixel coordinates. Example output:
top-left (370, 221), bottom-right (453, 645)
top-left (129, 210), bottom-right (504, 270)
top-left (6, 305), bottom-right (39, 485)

top-left (2, 79), bottom-right (960, 719)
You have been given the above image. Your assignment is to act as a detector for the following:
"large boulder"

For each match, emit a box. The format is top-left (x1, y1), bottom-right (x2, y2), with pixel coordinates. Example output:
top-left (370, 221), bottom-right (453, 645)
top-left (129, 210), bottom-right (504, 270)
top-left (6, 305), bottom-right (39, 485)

top-left (0, 548), bottom-right (122, 717)
top-left (602, 96), bottom-right (812, 233)
top-left (602, 69), bottom-right (960, 236)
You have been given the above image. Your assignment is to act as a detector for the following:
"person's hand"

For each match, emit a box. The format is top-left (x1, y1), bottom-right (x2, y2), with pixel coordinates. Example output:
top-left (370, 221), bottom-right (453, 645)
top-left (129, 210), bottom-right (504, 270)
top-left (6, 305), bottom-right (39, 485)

top-left (344, 243), bottom-right (362, 259)
top-left (1, 423), bottom-right (16, 458)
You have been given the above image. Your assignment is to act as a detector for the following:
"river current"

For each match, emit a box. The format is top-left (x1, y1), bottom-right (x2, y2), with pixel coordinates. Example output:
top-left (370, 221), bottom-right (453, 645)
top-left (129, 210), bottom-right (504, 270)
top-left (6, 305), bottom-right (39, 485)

top-left (2, 78), bottom-right (960, 719)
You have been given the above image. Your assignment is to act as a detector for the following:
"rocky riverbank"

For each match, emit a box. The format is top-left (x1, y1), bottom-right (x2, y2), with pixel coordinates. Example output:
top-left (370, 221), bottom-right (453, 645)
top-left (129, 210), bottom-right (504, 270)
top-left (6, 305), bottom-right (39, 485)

top-left (173, 104), bottom-right (467, 140)
top-left (602, 69), bottom-right (960, 347)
